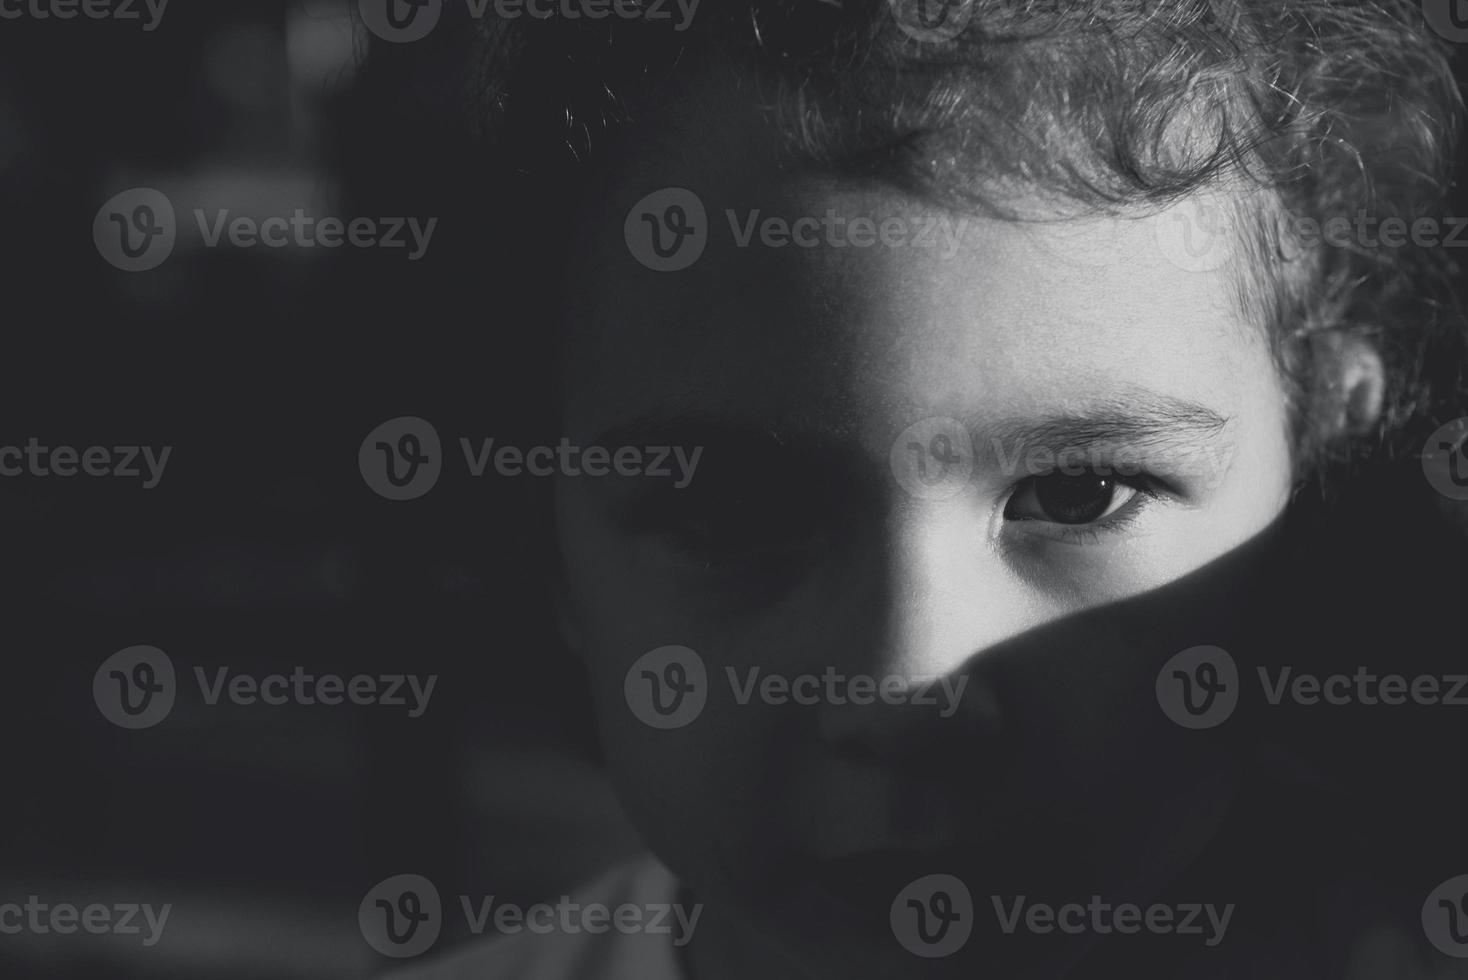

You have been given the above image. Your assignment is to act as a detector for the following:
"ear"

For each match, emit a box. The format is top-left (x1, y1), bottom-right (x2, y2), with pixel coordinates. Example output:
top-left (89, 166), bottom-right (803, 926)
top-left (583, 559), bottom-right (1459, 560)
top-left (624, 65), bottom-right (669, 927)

top-left (1314, 332), bottom-right (1385, 438)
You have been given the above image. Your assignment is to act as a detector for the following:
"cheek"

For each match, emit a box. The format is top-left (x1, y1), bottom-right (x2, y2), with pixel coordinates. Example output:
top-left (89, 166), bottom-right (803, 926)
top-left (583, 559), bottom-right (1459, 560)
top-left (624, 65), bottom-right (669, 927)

top-left (554, 485), bottom-right (785, 875)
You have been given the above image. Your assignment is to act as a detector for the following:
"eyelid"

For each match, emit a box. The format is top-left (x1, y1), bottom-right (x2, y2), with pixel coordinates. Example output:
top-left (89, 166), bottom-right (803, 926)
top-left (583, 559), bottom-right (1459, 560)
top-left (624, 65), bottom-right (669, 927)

top-left (1000, 470), bottom-right (1167, 545)
top-left (982, 435), bottom-right (1226, 497)
top-left (1006, 479), bottom-right (1142, 525)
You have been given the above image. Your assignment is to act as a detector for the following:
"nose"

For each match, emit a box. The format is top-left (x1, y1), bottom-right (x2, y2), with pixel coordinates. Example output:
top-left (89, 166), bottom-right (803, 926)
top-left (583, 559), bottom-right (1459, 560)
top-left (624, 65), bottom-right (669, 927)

top-left (815, 500), bottom-right (1027, 763)
top-left (853, 498), bottom-right (1037, 676)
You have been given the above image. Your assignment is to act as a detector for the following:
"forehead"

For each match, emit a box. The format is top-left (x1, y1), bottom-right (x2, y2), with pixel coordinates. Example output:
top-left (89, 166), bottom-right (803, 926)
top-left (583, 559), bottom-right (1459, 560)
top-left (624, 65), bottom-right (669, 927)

top-left (564, 168), bottom-right (1268, 438)
top-left (558, 58), bottom-right (1280, 446)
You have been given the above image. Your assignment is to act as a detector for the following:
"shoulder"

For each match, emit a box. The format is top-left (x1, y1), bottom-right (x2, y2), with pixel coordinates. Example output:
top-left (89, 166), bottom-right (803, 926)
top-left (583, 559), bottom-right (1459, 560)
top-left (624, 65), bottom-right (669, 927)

top-left (382, 856), bottom-right (687, 980)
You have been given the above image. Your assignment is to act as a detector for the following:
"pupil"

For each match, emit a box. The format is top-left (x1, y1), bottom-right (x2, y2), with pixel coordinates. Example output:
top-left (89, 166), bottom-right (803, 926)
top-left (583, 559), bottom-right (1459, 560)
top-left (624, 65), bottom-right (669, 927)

top-left (1035, 473), bottom-right (1114, 524)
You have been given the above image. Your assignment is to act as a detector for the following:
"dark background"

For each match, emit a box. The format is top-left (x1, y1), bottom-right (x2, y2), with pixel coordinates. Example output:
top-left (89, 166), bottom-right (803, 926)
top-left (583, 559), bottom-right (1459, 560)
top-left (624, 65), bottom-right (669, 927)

top-left (0, 2), bottom-right (1464, 977)
top-left (0, 3), bottom-right (638, 977)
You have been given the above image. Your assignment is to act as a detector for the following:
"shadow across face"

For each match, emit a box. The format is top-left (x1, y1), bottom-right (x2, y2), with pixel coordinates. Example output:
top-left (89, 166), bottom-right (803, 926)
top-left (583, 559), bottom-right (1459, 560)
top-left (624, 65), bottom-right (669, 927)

top-left (740, 516), bottom-right (1309, 978)
top-left (739, 479), bottom-right (1468, 978)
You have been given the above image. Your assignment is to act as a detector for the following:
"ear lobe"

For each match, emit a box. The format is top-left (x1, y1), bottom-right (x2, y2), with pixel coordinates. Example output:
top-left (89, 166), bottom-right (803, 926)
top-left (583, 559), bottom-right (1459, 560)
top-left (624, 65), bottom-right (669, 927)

top-left (1316, 332), bottom-right (1385, 438)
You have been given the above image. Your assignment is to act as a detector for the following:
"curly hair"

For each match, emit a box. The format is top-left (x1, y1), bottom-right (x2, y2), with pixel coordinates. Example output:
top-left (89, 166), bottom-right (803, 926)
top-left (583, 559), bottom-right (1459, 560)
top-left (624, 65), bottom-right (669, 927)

top-left (398, 0), bottom-right (1465, 480)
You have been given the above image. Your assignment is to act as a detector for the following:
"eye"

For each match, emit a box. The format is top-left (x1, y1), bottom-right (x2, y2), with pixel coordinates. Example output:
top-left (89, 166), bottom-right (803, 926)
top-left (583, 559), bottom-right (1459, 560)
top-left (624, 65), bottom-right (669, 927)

top-left (1004, 470), bottom-right (1148, 526)
top-left (620, 482), bottom-right (826, 569)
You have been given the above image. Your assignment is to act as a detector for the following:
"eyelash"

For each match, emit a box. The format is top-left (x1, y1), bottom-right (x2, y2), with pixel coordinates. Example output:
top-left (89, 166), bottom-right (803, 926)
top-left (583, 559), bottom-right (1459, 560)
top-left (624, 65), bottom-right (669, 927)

top-left (1002, 470), bottom-right (1167, 545)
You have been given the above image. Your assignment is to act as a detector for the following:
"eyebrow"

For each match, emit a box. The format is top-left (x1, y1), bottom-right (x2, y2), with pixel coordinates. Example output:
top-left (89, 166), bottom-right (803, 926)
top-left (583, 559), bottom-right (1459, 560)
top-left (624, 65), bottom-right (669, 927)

top-left (975, 392), bottom-right (1233, 455)
top-left (592, 391), bottom-right (1233, 471)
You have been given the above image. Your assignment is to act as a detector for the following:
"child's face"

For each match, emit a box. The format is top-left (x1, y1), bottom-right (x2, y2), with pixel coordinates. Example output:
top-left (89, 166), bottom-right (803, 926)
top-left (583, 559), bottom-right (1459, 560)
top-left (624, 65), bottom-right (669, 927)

top-left (553, 90), bottom-right (1294, 974)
